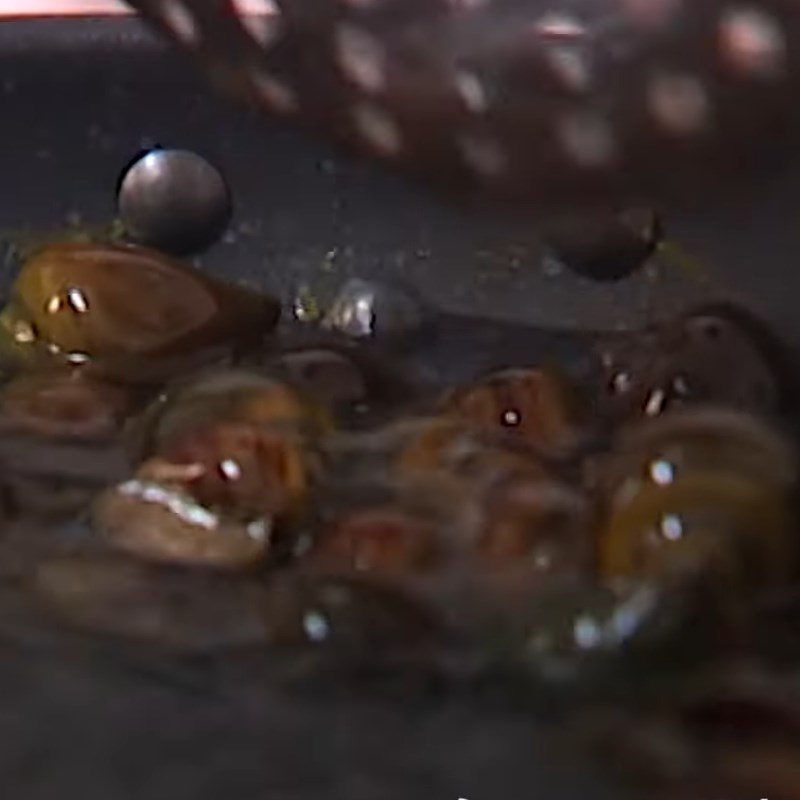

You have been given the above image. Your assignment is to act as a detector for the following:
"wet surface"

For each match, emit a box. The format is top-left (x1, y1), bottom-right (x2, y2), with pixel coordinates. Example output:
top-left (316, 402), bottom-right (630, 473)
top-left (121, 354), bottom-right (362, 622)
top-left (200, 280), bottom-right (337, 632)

top-left (1, 17), bottom-right (800, 800)
top-left (2, 19), bottom-right (800, 342)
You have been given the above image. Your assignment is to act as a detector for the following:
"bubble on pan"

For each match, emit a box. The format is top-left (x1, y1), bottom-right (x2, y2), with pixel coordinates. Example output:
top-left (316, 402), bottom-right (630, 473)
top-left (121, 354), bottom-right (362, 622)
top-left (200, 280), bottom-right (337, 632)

top-left (648, 73), bottom-right (711, 135)
top-left (230, 0), bottom-right (281, 48)
top-left (719, 6), bottom-right (787, 78)
top-left (116, 148), bottom-right (232, 255)
top-left (159, 0), bottom-right (200, 46)
top-left (322, 277), bottom-right (428, 341)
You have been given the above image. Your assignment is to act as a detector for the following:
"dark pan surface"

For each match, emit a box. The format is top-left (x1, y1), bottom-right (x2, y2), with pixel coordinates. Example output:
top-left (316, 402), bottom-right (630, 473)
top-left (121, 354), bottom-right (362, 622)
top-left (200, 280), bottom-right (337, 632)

top-left (0, 16), bottom-right (796, 800)
top-left (3, 19), bottom-right (800, 341)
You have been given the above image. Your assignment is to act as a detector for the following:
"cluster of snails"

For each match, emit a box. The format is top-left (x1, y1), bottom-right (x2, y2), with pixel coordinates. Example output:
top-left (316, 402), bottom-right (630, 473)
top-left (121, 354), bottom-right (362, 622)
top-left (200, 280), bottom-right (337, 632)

top-left (0, 233), bottom-right (793, 673)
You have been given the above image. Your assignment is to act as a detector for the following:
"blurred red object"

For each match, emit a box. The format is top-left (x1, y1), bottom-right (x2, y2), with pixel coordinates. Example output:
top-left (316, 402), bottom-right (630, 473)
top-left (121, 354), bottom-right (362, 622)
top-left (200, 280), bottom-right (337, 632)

top-left (0, 0), bottom-right (274, 16)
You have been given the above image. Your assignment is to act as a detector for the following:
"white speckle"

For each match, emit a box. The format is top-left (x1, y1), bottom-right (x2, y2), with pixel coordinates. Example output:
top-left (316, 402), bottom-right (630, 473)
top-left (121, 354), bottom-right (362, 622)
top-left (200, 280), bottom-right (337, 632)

top-left (533, 551), bottom-right (553, 570)
top-left (502, 408), bottom-right (521, 426)
top-left (606, 586), bottom-right (658, 644)
top-left (352, 103), bottom-right (402, 155)
top-left (355, 296), bottom-right (373, 318)
top-left (719, 7), bottom-right (786, 78)
top-left (117, 480), bottom-right (219, 530)
top-left (454, 71), bottom-right (489, 114)
top-left (67, 287), bottom-right (89, 314)
top-left (293, 285), bottom-right (322, 323)
top-left (231, 0), bottom-right (280, 47)
top-left (149, 462), bottom-right (206, 482)
top-left (251, 71), bottom-right (298, 114)
top-left (659, 513), bottom-right (684, 542)
top-left (457, 133), bottom-right (507, 177)
top-left (303, 610), bottom-right (331, 642)
top-left (649, 459), bottom-right (675, 486)
top-left (542, 253), bottom-right (564, 277)
top-left (159, 0), bottom-right (199, 46)
top-left (335, 24), bottom-right (387, 94)
top-left (573, 615), bottom-right (602, 650)
top-left (559, 112), bottom-right (616, 168)
top-left (353, 296), bottom-right (374, 333)
top-left (648, 73), bottom-right (710, 135)
top-left (12, 321), bottom-right (36, 344)
top-left (246, 518), bottom-right (272, 543)
top-left (644, 387), bottom-right (667, 416)
top-left (219, 458), bottom-right (242, 480)
top-left (534, 12), bottom-right (587, 40)
top-left (46, 295), bottom-right (61, 314)
top-left (66, 352), bottom-right (90, 365)
top-left (611, 371), bottom-right (632, 394)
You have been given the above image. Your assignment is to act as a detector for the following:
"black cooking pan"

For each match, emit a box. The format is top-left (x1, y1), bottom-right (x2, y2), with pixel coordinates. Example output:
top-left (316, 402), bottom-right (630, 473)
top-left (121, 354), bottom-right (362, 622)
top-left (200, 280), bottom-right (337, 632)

top-left (0, 14), bottom-right (796, 800)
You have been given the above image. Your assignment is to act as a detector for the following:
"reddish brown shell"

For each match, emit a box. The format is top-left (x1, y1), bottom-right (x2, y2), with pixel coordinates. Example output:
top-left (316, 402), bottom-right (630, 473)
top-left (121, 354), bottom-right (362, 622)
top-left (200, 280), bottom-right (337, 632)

top-left (155, 421), bottom-right (311, 519)
top-left (443, 368), bottom-right (585, 454)
top-left (1, 241), bottom-right (279, 362)
top-left (93, 462), bottom-right (274, 569)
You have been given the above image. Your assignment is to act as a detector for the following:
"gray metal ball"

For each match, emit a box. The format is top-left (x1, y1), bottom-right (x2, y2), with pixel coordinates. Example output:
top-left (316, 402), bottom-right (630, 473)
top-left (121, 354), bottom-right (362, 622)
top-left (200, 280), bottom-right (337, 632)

top-left (117, 148), bottom-right (232, 255)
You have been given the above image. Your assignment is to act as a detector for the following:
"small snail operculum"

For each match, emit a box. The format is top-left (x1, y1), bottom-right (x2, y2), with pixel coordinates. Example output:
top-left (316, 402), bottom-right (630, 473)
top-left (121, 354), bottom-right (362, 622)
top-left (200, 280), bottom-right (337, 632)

top-left (443, 367), bottom-right (586, 455)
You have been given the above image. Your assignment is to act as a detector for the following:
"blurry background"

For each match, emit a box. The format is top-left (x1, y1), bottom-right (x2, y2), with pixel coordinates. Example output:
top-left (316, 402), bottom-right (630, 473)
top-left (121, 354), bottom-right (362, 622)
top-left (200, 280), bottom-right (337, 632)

top-left (1, 3), bottom-right (799, 341)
